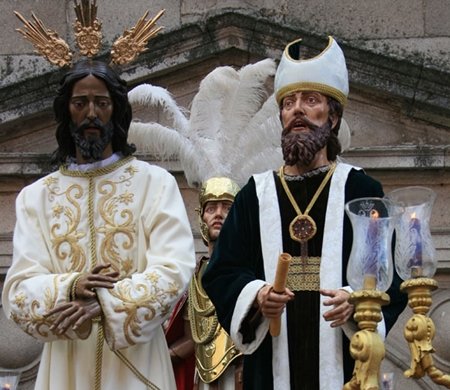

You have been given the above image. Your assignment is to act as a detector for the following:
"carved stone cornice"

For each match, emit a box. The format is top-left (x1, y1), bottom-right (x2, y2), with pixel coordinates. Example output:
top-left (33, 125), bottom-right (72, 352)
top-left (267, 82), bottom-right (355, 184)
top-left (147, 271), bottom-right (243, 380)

top-left (0, 147), bottom-right (448, 177)
top-left (1, 12), bottom-right (449, 142)
top-left (344, 145), bottom-right (450, 170)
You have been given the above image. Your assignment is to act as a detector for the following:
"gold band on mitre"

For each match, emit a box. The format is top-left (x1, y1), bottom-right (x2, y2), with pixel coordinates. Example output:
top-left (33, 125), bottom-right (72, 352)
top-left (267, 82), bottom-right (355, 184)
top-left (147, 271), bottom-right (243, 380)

top-left (276, 82), bottom-right (348, 108)
top-left (274, 36), bottom-right (349, 106)
top-left (14, 0), bottom-right (165, 68)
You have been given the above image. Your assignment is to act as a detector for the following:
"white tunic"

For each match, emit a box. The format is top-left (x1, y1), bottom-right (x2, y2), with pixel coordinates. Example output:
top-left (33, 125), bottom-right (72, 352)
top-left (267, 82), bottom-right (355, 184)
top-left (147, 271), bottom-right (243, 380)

top-left (2, 156), bottom-right (196, 390)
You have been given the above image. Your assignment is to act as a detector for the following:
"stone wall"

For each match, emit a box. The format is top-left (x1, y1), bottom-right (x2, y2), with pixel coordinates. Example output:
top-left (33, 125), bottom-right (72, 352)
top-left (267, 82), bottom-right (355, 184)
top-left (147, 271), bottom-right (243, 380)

top-left (0, 1), bottom-right (449, 389)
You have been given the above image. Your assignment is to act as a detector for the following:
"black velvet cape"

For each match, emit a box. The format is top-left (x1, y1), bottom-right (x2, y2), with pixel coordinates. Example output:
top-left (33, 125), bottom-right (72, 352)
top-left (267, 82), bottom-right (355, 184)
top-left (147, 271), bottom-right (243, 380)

top-left (202, 168), bottom-right (407, 390)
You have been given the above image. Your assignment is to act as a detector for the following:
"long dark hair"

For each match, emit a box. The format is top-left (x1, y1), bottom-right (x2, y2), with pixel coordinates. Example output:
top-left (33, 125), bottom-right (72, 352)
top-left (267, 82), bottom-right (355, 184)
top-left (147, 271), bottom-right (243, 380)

top-left (326, 97), bottom-right (343, 161)
top-left (52, 59), bottom-right (136, 164)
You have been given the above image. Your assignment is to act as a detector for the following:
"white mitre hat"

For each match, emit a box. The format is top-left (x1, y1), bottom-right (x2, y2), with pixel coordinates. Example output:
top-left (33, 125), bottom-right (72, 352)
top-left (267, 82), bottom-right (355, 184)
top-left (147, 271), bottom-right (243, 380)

top-left (274, 36), bottom-right (349, 106)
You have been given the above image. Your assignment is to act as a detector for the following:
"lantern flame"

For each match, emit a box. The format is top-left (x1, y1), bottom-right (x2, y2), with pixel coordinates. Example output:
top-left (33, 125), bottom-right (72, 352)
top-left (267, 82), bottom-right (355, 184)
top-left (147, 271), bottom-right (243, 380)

top-left (370, 209), bottom-right (379, 219)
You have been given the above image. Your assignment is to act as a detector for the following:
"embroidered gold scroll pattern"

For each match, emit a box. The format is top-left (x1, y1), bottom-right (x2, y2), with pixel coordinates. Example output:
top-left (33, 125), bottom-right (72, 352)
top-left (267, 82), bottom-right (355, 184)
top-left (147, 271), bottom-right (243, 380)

top-left (110, 271), bottom-right (180, 345)
top-left (97, 164), bottom-right (138, 277)
top-left (11, 275), bottom-right (69, 338)
top-left (286, 256), bottom-right (321, 291)
top-left (45, 176), bottom-right (87, 272)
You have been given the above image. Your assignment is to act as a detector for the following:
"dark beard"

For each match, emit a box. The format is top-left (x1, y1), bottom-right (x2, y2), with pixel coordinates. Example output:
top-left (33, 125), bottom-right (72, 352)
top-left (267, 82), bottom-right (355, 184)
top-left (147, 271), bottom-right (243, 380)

top-left (70, 118), bottom-right (114, 162)
top-left (281, 116), bottom-right (332, 166)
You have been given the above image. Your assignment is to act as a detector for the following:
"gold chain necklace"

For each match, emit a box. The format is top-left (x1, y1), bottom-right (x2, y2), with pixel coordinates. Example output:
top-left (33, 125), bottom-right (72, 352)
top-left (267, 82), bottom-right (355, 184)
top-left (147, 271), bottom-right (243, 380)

top-left (279, 162), bottom-right (336, 244)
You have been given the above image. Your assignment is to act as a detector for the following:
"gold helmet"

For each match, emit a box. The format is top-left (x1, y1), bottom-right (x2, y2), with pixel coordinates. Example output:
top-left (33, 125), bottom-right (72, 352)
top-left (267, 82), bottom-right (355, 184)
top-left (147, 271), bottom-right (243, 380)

top-left (198, 177), bottom-right (240, 245)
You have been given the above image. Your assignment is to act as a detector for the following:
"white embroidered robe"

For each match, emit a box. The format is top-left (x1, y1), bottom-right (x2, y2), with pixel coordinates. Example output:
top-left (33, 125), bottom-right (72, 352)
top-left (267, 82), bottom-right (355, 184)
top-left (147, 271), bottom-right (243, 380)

top-left (2, 157), bottom-right (196, 390)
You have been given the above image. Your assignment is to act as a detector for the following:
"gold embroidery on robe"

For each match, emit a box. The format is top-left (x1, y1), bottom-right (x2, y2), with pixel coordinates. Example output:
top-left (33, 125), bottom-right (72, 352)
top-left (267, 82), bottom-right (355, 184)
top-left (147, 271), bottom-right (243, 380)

top-left (97, 168), bottom-right (137, 277)
top-left (286, 256), bottom-right (321, 291)
top-left (110, 271), bottom-right (180, 345)
top-left (10, 275), bottom-right (70, 337)
top-left (45, 162), bottom-right (139, 276)
top-left (46, 177), bottom-right (87, 272)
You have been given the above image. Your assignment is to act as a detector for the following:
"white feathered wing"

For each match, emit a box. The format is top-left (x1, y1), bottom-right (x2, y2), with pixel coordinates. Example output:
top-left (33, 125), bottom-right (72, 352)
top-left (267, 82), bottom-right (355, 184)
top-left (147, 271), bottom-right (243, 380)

top-left (128, 58), bottom-right (280, 187)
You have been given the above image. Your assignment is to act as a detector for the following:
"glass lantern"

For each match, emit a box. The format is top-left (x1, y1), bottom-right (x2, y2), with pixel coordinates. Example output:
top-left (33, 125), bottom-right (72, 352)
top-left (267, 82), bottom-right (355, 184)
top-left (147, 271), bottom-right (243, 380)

top-left (0, 371), bottom-right (21, 390)
top-left (384, 186), bottom-right (436, 280)
top-left (345, 197), bottom-right (402, 291)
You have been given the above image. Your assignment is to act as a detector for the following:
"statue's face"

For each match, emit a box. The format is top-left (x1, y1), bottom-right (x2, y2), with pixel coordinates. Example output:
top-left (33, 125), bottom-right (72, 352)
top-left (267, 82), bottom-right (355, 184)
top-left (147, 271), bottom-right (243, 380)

top-left (280, 91), bottom-right (330, 131)
top-left (280, 91), bottom-right (335, 167)
top-left (202, 200), bottom-right (233, 242)
top-left (69, 74), bottom-right (114, 162)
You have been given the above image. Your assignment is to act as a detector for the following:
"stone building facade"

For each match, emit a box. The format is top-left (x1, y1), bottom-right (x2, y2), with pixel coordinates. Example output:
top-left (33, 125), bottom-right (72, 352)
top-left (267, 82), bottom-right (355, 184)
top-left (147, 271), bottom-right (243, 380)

top-left (0, 1), bottom-right (449, 389)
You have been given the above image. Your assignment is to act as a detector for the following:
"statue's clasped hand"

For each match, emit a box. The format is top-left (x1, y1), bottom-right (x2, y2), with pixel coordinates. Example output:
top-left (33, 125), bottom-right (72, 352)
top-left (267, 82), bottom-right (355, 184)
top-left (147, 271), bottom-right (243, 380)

top-left (73, 263), bottom-right (120, 299)
top-left (45, 263), bottom-right (120, 335)
top-left (46, 298), bottom-right (102, 335)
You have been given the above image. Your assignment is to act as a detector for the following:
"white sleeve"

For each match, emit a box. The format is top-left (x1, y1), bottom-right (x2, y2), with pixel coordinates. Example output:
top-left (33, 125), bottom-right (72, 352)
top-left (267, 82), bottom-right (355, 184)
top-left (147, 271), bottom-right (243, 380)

top-left (97, 172), bottom-right (196, 350)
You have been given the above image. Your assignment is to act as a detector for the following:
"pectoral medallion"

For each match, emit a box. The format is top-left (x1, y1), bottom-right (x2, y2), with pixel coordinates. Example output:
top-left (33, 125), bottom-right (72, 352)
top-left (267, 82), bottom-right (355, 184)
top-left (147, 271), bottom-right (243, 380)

top-left (279, 163), bottom-right (337, 260)
top-left (289, 214), bottom-right (317, 242)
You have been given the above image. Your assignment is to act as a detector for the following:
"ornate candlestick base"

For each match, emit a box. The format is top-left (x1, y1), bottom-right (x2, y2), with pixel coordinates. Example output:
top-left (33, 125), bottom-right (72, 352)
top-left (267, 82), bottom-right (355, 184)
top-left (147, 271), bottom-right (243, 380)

top-left (343, 289), bottom-right (390, 390)
top-left (401, 277), bottom-right (450, 388)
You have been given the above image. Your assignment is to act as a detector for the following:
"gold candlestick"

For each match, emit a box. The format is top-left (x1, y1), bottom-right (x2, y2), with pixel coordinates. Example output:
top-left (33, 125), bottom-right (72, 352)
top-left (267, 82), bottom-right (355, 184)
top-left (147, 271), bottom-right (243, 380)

top-left (400, 276), bottom-right (450, 388)
top-left (385, 186), bottom-right (450, 387)
top-left (344, 197), bottom-right (401, 390)
top-left (343, 276), bottom-right (390, 390)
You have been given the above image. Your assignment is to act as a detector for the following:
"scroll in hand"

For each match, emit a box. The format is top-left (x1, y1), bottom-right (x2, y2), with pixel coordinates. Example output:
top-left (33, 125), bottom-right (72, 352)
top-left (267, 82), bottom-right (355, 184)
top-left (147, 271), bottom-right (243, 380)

top-left (269, 253), bottom-right (292, 337)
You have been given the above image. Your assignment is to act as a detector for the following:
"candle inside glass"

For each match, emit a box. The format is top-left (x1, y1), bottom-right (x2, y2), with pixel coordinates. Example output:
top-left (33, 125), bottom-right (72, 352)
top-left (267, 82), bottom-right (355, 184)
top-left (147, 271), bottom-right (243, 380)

top-left (363, 209), bottom-right (381, 288)
top-left (0, 371), bottom-right (20, 390)
top-left (381, 372), bottom-right (394, 390)
top-left (408, 212), bottom-right (423, 277)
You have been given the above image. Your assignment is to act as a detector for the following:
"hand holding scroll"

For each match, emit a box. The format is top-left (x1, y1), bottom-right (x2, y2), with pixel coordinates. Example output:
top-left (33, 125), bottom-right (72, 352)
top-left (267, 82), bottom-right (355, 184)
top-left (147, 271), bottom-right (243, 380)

top-left (255, 253), bottom-right (293, 336)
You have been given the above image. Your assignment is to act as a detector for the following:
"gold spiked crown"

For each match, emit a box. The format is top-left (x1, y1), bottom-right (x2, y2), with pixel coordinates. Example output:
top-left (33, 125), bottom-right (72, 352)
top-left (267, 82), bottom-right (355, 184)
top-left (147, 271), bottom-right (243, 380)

top-left (14, 0), bottom-right (165, 67)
